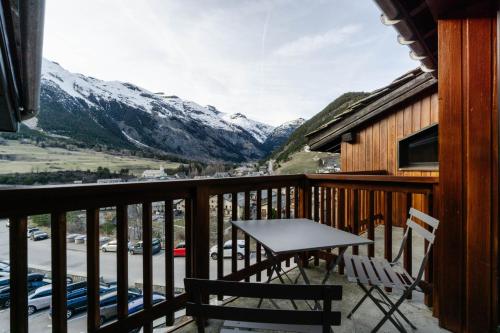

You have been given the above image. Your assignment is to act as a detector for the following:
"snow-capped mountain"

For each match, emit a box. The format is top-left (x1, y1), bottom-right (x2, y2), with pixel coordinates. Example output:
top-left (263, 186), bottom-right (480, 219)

top-left (31, 59), bottom-right (299, 162)
top-left (262, 118), bottom-right (306, 152)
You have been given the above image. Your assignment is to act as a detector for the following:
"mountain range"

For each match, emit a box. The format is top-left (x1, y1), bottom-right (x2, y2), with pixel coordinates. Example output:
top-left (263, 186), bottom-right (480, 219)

top-left (24, 59), bottom-right (304, 163)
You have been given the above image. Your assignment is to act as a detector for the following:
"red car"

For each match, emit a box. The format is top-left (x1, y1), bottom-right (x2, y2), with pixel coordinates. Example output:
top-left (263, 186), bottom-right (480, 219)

top-left (173, 242), bottom-right (186, 257)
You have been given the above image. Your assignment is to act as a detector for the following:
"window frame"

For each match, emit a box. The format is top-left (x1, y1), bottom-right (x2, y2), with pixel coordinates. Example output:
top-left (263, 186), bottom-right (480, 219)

top-left (397, 123), bottom-right (439, 171)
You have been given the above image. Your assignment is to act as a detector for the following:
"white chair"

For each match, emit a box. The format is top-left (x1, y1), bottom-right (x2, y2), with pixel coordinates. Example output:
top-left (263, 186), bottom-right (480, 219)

top-left (343, 208), bottom-right (439, 333)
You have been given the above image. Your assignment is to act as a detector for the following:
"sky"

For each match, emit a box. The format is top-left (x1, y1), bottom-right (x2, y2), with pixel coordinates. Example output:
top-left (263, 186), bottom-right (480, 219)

top-left (43, 0), bottom-right (415, 126)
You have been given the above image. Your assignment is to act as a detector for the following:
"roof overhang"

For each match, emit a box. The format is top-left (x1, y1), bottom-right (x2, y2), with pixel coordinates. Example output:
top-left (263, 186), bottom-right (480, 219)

top-left (0, 0), bottom-right (45, 132)
top-left (307, 70), bottom-right (437, 153)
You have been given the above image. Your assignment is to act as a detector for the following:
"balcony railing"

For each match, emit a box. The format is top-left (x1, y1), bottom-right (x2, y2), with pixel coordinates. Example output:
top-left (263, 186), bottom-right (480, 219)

top-left (0, 173), bottom-right (438, 333)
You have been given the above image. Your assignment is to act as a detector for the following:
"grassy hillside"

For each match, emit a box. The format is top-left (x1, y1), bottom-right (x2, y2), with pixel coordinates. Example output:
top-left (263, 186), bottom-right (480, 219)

top-left (274, 150), bottom-right (338, 175)
top-left (0, 139), bottom-right (180, 175)
top-left (271, 92), bottom-right (369, 162)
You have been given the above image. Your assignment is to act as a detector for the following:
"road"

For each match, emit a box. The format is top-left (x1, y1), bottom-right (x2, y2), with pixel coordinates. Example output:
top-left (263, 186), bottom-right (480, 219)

top-left (0, 219), bottom-right (255, 332)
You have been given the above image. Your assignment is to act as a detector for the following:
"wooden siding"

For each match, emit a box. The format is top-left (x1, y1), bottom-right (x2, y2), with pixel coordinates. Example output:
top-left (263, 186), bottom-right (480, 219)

top-left (340, 91), bottom-right (439, 226)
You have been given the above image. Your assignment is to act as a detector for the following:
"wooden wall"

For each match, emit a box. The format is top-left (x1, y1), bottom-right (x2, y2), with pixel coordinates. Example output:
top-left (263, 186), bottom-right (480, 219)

top-left (339, 91), bottom-right (439, 226)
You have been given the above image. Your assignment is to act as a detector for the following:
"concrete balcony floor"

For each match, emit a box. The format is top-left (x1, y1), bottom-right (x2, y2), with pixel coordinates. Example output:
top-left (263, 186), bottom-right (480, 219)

top-left (171, 226), bottom-right (449, 333)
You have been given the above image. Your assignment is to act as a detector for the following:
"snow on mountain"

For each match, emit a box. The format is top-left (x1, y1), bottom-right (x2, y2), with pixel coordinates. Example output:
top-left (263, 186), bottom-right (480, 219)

top-left (41, 59), bottom-right (274, 144)
top-left (261, 118), bottom-right (306, 152)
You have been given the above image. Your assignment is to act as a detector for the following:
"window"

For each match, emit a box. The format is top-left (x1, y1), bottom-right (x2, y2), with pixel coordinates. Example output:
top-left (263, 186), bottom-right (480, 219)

top-left (398, 124), bottom-right (438, 169)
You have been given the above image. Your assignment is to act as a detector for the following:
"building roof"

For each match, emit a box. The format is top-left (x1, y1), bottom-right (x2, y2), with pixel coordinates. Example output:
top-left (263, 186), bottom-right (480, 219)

top-left (306, 68), bottom-right (437, 153)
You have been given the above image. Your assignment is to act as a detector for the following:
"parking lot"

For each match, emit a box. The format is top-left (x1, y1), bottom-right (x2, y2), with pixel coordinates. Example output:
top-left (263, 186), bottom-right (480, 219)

top-left (0, 219), bottom-right (255, 332)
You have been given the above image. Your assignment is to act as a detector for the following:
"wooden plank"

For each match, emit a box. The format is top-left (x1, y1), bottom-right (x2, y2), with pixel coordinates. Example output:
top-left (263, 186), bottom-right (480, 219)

top-left (276, 187), bottom-right (282, 219)
top-left (232, 192), bottom-right (238, 273)
top-left (185, 198), bottom-right (193, 278)
top-left (244, 191), bottom-right (251, 282)
top-left (404, 193), bottom-right (413, 299)
top-left (437, 19), bottom-right (465, 332)
top-left (256, 190), bottom-right (262, 281)
top-left (463, 18), bottom-right (495, 333)
top-left (320, 187), bottom-right (325, 224)
top-left (86, 209), bottom-right (100, 332)
top-left (267, 188), bottom-right (273, 219)
top-left (164, 200), bottom-right (175, 325)
top-left (313, 187), bottom-right (319, 222)
top-left (217, 195), bottom-right (224, 290)
top-left (285, 187), bottom-right (291, 267)
top-left (9, 216), bottom-right (28, 333)
top-left (387, 113), bottom-right (396, 175)
top-left (116, 204), bottom-right (129, 326)
top-left (421, 95), bottom-right (432, 127)
top-left (338, 189), bottom-right (346, 274)
top-left (326, 188), bottom-right (332, 227)
top-left (368, 191), bottom-right (375, 257)
top-left (351, 189), bottom-right (359, 255)
top-left (51, 211), bottom-right (67, 333)
top-left (142, 202), bottom-right (153, 333)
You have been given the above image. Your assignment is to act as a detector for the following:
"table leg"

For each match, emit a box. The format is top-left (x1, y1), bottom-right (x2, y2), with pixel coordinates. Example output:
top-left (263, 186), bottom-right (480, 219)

top-left (322, 247), bottom-right (347, 284)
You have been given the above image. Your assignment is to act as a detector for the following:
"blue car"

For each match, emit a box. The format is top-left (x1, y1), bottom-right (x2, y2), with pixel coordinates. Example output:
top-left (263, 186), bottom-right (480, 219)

top-left (50, 283), bottom-right (117, 319)
top-left (0, 273), bottom-right (51, 308)
top-left (99, 291), bottom-right (165, 325)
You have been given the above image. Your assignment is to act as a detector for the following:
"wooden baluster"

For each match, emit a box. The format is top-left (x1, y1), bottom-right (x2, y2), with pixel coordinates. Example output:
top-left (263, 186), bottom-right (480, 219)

top-left (185, 198), bottom-right (192, 278)
top-left (351, 190), bottom-right (359, 255)
top-left (330, 188), bottom-right (336, 228)
top-left (116, 205), bottom-right (129, 329)
top-left (86, 209), bottom-right (100, 332)
top-left (384, 192), bottom-right (393, 292)
top-left (244, 191), bottom-right (251, 282)
top-left (313, 186), bottom-right (323, 266)
top-left (338, 189), bottom-right (346, 274)
top-left (256, 190), bottom-right (262, 281)
top-left (313, 187), bottom-right (319, 222)
top-left (277, 187), bottom-right (282, 219)
top-left (404, 193), bottom-right (412, 299)
top-left (142, 202), bottom-right (153, 333)
top-left (285, 187), bottom-right (291, 267)
top-left (164, 200), bottom-right (175, 324)
top-left (294, 186), bottom-right (299, 218)
top-left (9, 216), bottom-right (28, 333)
top-left (326, 188), bottom-right (332, 227)
top-left (231, 192), bottom-right (238, 273)
top-left (368, 191), bottom-right (375, 257)
top-left (217, 195), bottom-right (224, 296)
top-left (51, 211), bottom-right (67, 333)
top-left (424, 191), bottom-right (434, 307)
top-left (320, 187), bottom-right (326, 224)
top-left (193, 186), bottom-right (210, 304)
top-left (267, 188), bottom-right (273, 276)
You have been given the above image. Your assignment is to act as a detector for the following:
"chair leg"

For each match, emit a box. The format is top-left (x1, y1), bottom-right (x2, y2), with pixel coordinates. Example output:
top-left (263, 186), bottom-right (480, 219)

top-left (358, 284), bottom-right (406, 333)
top-left (374, 287), bottom-right (417, 330)
top-left (347, 284), bottom-right (375, 319)
top-left (371, 290), bottom-right (411, 333)
top-left (196, 317), bottom-right (206, 333)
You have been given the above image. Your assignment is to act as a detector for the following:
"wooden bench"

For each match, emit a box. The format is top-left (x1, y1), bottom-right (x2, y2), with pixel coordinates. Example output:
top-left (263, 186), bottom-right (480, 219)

top-left (185, 278), bottom-right (342, 333)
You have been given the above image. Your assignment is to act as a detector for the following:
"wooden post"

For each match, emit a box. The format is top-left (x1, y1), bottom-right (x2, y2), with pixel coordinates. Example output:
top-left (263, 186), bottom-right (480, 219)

top-left (384, 192), bottom-right (393, 292)
top-left (368, 191), bottom-right (375, 257)
top-left (9, 216), bottom-right (28, 333)
top-left (351, 189), bottom-right (359, 255)
top-left (86, 209), bottom-right (100, 332)
top-left (164, 200), bottom-right (175, 325)
top-left (51, 211), bottom-right (67, 333)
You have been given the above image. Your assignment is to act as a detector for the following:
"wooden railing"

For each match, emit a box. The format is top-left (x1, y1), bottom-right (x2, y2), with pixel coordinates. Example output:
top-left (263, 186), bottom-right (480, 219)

top-left (0, 174), bottom-right (438, 333)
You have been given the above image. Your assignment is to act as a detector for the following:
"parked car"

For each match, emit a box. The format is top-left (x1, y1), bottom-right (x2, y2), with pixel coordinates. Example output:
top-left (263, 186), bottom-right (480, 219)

top-left (32, 231), bottom-right (49, 241)
top-left (50, 283), bottom-right (117, 319)
top-left (209, 240), bottom-right (245, 260)
top-left (99, 236), bottom-right (111, 245)
top-left (130, 238), bottom-right (161, 255)
top-left (173, 242), bottom-right (186, 257)
top-left (99, 290), bottom-right (144, 324)
top-left (0, 274), bottom-right (51, 308)
top-left (28, 281), bottom-right (86, 315)
top-left (66, 234), bottom-right (80, 243)
top-left (101, 240), bottom-right (117, 252)
top-left (27, 227), bottom-right (40, 238)
top-left (74, 235), bottom-right (86, 244)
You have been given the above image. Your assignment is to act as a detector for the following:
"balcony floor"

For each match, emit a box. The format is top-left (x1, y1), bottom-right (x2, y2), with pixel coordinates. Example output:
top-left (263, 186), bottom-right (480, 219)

top-left (172, 226), bottom-right (448, 333)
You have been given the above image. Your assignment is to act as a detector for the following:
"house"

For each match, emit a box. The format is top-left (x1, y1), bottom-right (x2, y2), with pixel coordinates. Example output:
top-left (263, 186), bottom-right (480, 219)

top-left (307, 68), bottom-right (438, 226)
top-left (141, 166), bottom-right (167, 179)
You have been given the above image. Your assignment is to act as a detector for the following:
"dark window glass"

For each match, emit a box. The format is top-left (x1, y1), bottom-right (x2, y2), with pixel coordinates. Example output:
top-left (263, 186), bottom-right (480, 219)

top-left (398, 124), bottom-right (438, 169)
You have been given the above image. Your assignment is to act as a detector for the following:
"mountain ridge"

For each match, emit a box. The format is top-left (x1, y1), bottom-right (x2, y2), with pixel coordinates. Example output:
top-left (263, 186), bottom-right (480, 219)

top-left (23, 59), bottom-right (303, 163)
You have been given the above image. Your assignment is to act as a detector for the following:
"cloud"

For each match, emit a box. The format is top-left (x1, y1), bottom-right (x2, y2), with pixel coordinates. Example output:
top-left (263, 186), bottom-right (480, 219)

top-left (272, 24), bottom-right (362, 57)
